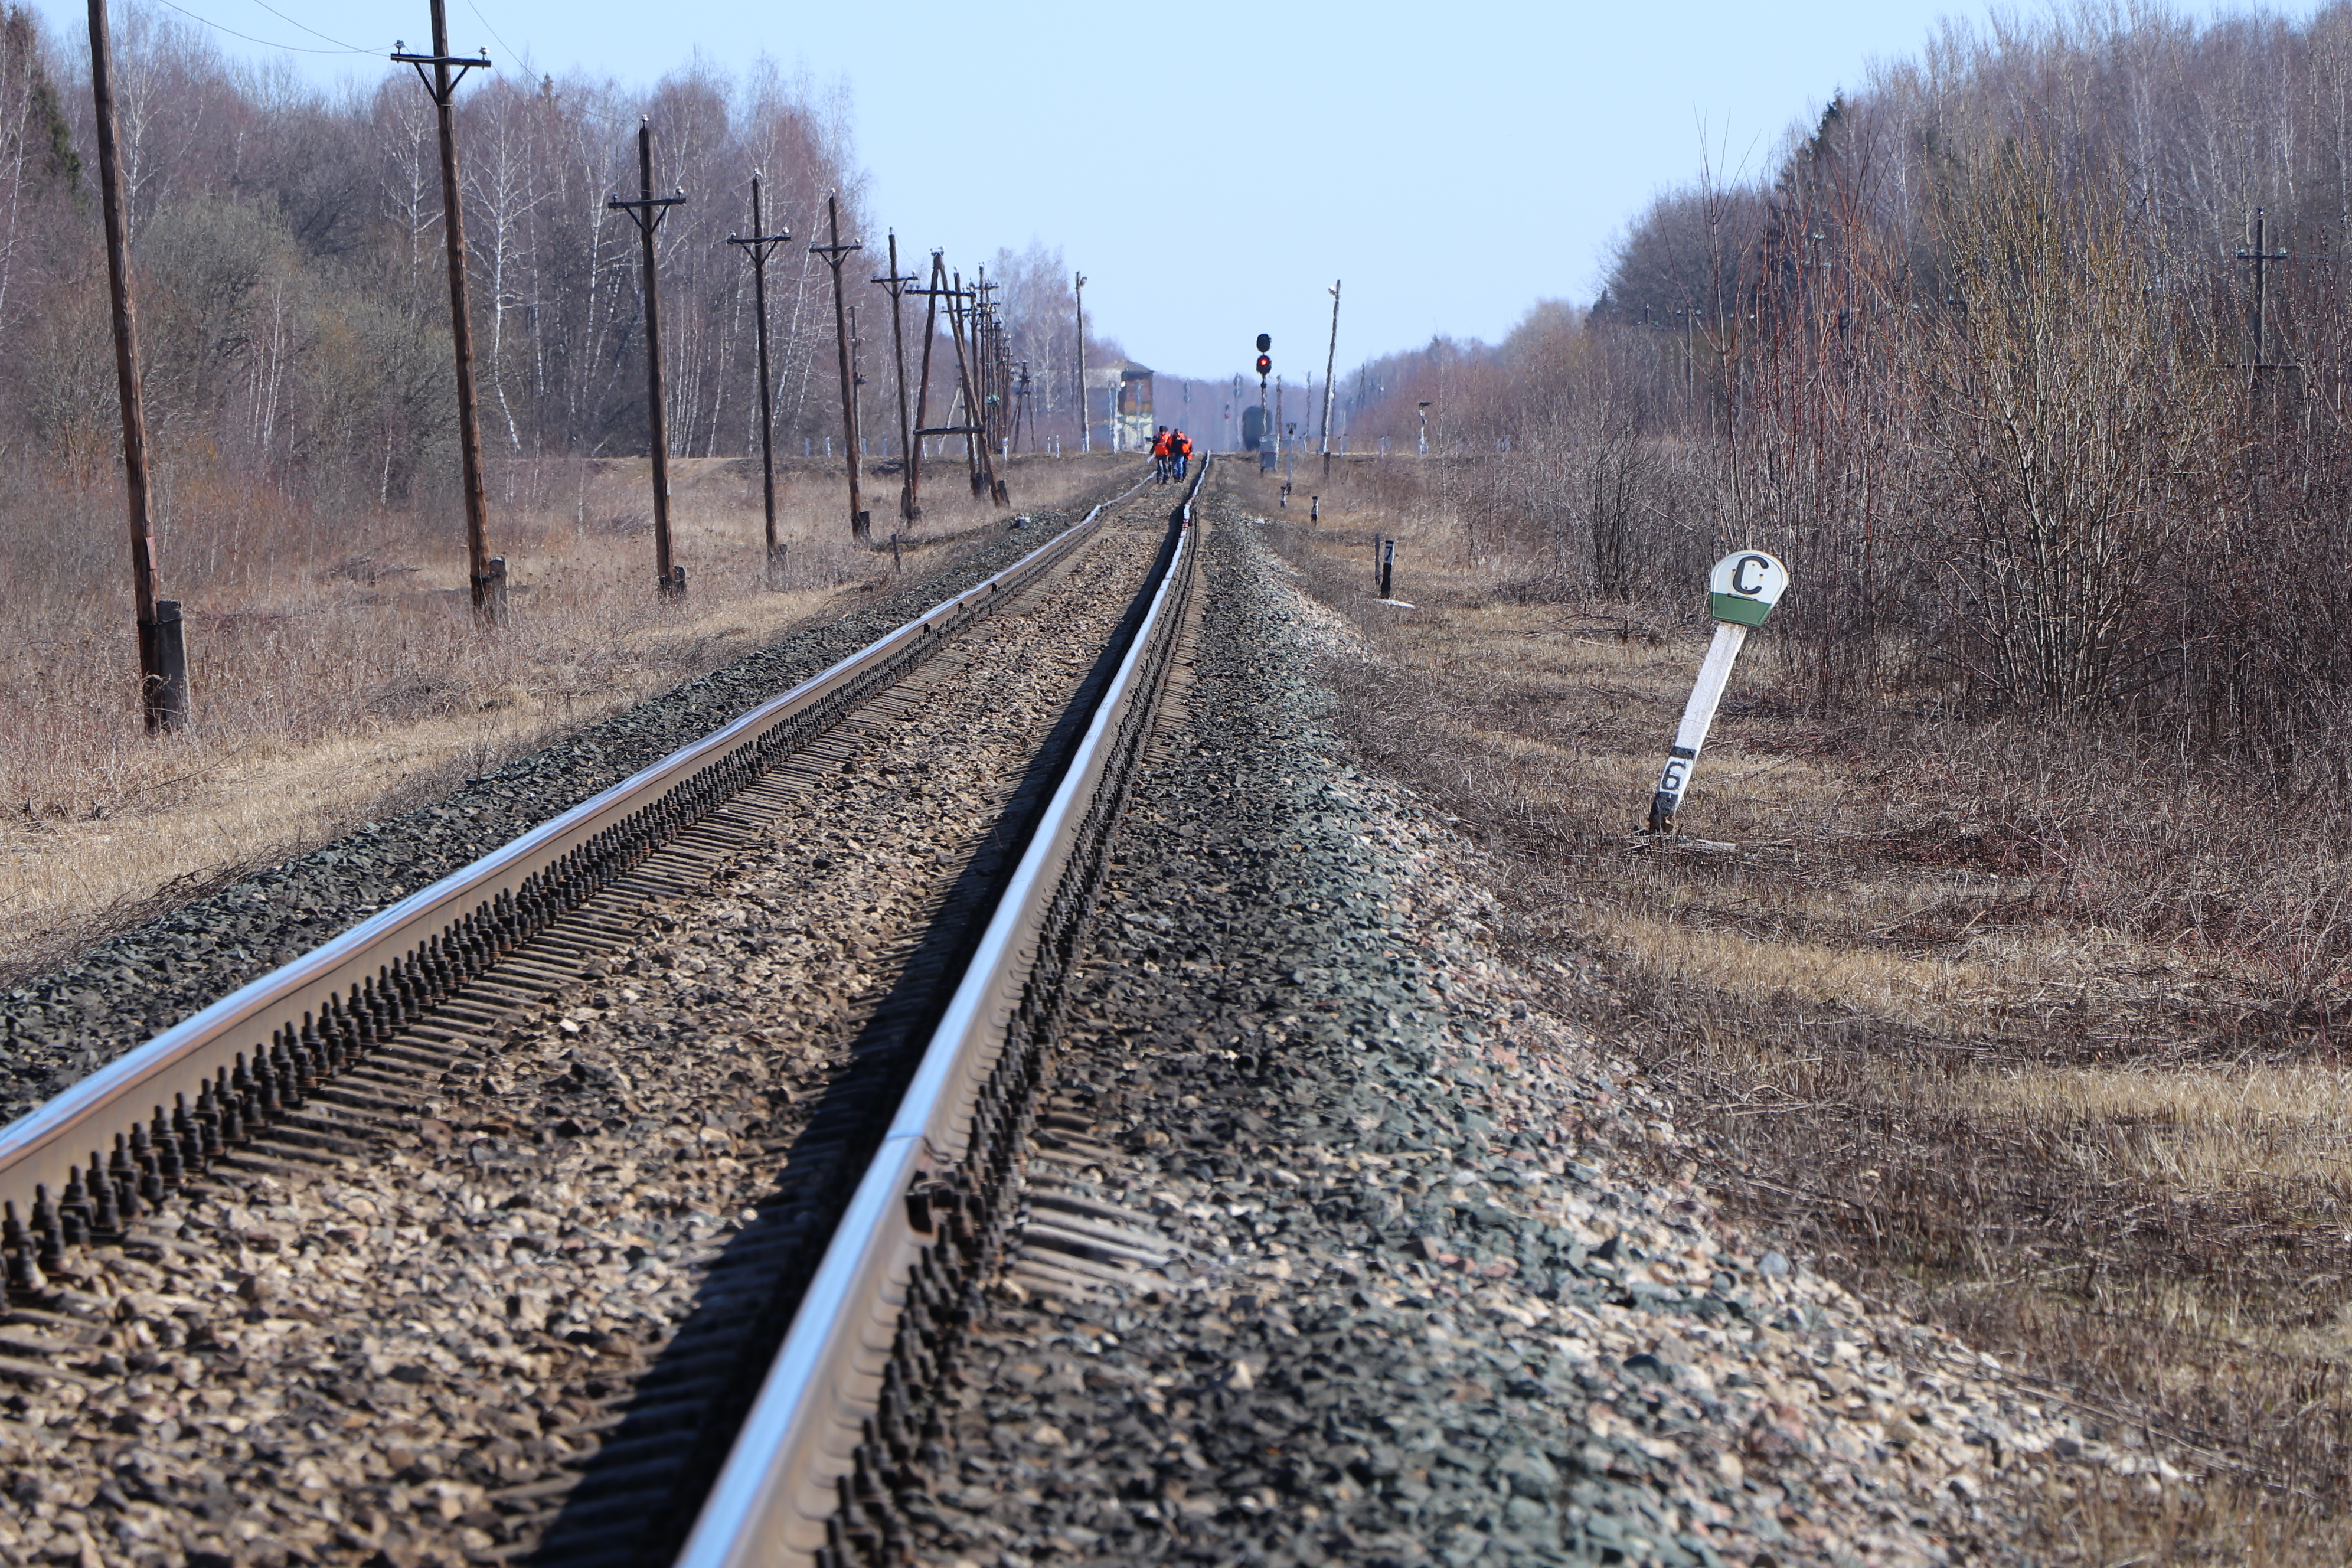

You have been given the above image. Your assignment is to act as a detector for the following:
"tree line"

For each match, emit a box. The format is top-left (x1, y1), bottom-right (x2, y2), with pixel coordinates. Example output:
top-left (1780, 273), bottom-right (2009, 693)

top-left (1346, 2), bottom-right (2352, 769)
top-left (0, 3), bottom-right (1118, 530)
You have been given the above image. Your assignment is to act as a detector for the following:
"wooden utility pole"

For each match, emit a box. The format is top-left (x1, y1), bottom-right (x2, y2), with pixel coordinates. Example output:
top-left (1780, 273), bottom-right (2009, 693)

top-left (812, 193), bottom-right (869, 545)
top-left (907, 250), bottom-right (948, 522)
top-left (726, 176), bottom-right (790, 573)
top-left (950, 270), bottom-right (980, 491)
top-left (849, 302), bottom-right (866, 456)
top-left (2237, 205), bottom-right (2291, 396)
top-left (1073, 270), bottom-right (1089, 453)
top-left (1319, 279), bottom-right (1341, 480)
top-left (607, 121), bottom-right (687, 595)
top-left (393, 5), bottom-right (502, 624)
top-left (945, 270), bottom-right (1003, 502)
top-left (872, 233), bottom-right (921, 521)
top-left (898, 255), bottom-right (974, 517)
top-left (974, 269), bottom-right (1004, 465)
top-left (89, 0), bottom-right (182, 731)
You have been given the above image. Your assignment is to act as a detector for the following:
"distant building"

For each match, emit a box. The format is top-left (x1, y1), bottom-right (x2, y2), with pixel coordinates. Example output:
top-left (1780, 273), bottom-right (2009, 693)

top-left (1085, 360), bottom-right (1154, 452)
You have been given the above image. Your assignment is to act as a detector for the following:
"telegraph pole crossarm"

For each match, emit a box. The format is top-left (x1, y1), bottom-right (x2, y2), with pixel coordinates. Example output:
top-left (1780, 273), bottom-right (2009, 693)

top-left (607, 121), bottom-right (688, 596)
top-left (388, 38), bottom-right (489, 99)
top-left (811, 193), bottom-right (870, 545)
top-left (393, 2), bottom-right (503, 623)
top-left (726, 177), bottom-right (791, 574)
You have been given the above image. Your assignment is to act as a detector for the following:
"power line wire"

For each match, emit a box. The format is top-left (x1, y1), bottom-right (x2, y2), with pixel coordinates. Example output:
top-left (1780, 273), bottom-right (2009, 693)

top-left (246, 0), bottom-right (369, 52)
top-left (150, 0), bottom-right (371, 54)
top-left (460, 0), bottom-right (520, 67)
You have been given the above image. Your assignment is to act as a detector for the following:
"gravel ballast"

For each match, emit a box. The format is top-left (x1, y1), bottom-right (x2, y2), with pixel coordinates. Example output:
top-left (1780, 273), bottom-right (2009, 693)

top-left (911, 489), bottom-right (2125, 1568)
top-left (0, 500), bottom-right (1178, 1568)
top-left (0, 482), bottom-right (1133, 1125)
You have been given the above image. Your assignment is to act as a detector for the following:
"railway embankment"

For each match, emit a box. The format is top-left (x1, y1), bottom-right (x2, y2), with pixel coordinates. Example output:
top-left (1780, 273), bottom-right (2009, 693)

top-left (0, 491), bottom-right (1114, 1127)
top-left (912, 491), bottom-right (2095, 1567)
top-left (0, 488), bottom-right (1175, 1567)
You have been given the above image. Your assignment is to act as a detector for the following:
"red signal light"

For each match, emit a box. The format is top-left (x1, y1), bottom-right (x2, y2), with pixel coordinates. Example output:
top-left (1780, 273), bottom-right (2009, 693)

top-left (1255, 354), bottom-right (1272, 377)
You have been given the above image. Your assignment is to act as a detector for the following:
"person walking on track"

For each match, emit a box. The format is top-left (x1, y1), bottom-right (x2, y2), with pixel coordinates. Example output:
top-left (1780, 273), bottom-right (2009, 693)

top-left (1151, 426), bottom-right (1172, 484)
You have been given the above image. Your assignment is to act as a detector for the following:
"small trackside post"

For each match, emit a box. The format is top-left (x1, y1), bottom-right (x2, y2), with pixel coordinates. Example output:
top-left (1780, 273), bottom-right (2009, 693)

top-left (1645, 550), bottom-right (1790, 836)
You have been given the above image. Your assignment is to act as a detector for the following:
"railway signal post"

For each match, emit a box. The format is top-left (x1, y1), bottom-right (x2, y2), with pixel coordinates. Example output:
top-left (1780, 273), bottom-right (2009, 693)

top-left (1645, 550), bottom-right (1790, 835)
top-left (1255, 335), bottom-right (1273, 470)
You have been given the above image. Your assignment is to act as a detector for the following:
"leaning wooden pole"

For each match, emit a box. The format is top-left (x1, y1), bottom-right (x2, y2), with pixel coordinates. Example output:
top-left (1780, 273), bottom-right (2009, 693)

top-left (813, 193), bottom-right (869, 545)
top-left (638, 129), bottom-right (675, 593)
top-left (424, 0), bottom-right (500, 622)
top-left (907, 251), bottom-right (945, 521)
top-left (1319, 279), bottom-right (1341, 481)
top-left (89, 0), bottom-right (182, 731)
top-left (946, 272), bottom-right (998, 501)
top-left (883, 232), bottom-right (916, 522)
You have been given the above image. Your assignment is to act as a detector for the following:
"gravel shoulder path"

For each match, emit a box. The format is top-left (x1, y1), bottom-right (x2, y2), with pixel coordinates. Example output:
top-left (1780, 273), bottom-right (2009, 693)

top-left (0, 501), bottom-right (1170, 1568)
top-left (0, 481), bottom-right (1133, 1126)
top-left (913, 487), bottom-right (2108, 1568)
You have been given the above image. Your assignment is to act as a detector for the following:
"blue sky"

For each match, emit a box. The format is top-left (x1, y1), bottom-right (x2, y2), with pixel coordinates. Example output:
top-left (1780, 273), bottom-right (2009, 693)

top-left (28, 0), bottom-right (2314, 380)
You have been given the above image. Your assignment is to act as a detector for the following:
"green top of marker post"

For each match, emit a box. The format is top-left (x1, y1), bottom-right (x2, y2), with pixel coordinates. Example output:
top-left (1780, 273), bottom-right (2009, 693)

top-left (1708, 550), bottom-right (1790, 627)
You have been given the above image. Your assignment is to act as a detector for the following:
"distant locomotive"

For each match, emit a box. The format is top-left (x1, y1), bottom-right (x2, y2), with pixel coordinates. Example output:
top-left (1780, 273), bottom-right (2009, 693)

top-left (1241, 405), bottom-right (1269, 452)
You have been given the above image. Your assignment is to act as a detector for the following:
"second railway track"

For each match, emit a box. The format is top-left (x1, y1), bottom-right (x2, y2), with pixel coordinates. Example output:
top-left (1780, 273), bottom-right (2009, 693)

top-left (0, 461), bottom-right (1204, 1568)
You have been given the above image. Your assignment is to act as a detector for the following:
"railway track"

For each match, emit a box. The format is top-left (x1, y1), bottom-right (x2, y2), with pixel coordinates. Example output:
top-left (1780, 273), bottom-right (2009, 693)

top-left (0, 460), bottom-right (1206, 1568)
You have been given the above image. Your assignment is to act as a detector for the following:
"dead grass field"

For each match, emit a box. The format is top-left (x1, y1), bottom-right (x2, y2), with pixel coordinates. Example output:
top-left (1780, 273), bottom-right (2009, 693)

top-left (1235, 455), bottom-right (2352, 1564)
top-left (0, 452), bottom-right (1120, 985)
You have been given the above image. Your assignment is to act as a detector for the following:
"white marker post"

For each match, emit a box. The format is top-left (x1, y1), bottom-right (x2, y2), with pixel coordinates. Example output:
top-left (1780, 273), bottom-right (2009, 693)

top-left (1645, 550), bottom-right (1790, 835)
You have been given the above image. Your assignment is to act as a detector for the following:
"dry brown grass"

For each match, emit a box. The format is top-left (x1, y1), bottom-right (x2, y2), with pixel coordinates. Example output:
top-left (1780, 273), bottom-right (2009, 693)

top-left (1242, 454), bottom-right (2352, 1563)
top-left (0, 452), bottom-right (1121, 982)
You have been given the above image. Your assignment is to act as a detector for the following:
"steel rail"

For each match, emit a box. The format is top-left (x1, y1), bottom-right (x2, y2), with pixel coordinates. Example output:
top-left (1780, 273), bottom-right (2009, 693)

top-left (675, 457), bottom-right (1213, 1568)
top-left (0, 472), bottom-right (1155, 1231)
